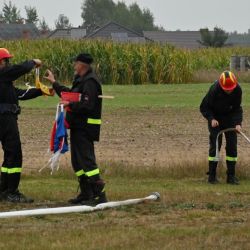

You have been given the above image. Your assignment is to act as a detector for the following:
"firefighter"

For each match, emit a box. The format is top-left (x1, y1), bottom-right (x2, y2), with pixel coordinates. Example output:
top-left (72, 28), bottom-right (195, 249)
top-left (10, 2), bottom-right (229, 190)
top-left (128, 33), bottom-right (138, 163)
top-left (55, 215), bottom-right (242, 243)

top-left (45, 53), bottom-right (107, 205)
top-left (0, 48), bottom-right (44, 203)
top-left (200, 71), bottom-right (243, 185)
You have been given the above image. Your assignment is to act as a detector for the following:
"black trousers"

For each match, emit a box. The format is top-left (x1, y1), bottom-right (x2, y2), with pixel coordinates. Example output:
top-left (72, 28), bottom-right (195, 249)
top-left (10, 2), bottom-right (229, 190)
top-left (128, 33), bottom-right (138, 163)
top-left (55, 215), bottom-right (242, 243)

top-left (0, 114), bottom-right (22, 192)
top-left (70, 129), bottom-right (100, 181)
top-left (208, 121), bottom-right (237, 163)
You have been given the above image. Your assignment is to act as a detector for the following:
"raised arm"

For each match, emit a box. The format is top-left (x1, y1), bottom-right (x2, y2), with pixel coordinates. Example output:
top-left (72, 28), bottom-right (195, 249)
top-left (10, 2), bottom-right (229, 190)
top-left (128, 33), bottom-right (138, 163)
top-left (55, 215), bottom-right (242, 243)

top-left (0, 59), bottom-right (41, 82)
top-left (44, 69), bottom-right (70, 97)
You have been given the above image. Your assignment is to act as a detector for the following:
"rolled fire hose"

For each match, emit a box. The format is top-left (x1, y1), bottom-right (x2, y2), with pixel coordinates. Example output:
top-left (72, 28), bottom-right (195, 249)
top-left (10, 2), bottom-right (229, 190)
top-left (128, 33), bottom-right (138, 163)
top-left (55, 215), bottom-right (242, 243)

top-left (0, 192), bottom-right (160, 219)
top-left (215, 128), bottom-right (250, 161)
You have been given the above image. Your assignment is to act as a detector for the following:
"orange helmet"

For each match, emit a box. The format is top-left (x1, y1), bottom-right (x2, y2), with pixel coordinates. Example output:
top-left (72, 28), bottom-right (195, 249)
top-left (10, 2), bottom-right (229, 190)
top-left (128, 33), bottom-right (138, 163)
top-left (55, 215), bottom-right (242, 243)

top-left (219, 71), bottom-right (237, 91)
top-left (0, 48), bottom-right (13, 60)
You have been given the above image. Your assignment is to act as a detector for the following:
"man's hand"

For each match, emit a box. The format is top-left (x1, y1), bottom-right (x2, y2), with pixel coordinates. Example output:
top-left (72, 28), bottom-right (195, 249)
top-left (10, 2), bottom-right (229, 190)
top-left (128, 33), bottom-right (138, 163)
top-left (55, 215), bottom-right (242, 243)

top-left (211, 119), bottom-right (219, 128)
top-left (235, 125), bottom-right (242, 133)
top-left (33, 59), bottom-right (42, 68)
top-left (60, 100), bottom-right (70, 107)
top-left (44, 70), bottom-right (56, 84)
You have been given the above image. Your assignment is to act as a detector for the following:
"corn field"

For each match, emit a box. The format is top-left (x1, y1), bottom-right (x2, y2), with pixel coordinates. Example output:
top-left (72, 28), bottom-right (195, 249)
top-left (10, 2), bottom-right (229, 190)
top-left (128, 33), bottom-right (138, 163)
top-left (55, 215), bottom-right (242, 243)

top-left (0, 39), bottom-right (250, 84)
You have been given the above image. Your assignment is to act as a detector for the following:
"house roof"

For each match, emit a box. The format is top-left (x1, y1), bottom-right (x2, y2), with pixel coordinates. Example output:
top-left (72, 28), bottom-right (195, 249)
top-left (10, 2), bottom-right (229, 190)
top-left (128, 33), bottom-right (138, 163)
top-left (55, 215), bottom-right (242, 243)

top-left (226, 33), bottom-right (250, 47)
top-left (0, 23), bottom-right (40, 40)
top-left (86, 21), bottom-right (146, 40)
top-left (47, 28), bottom-right (71, 39)
top-left (47, 27), bottom-right (87, 39)
top-left (143, 31), bottom-right (204, 49)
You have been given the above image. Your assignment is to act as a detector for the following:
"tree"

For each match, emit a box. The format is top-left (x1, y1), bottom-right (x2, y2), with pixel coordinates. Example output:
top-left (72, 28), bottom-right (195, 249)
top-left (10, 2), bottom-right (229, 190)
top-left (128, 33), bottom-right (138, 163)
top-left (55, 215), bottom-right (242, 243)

top-left (198, 27), bottom-right (228, 48)
top-left (38, 17), bottom-right (50, 33)
top-left (81, 0), bottom-right (161, 34)
top-left (0, 12), bottom-right (5, 23)
top-left (2, 1), bottom-right (21, 23)
top-left (81, 0), bottom-right (115, 33)
top-left (55, 14), bottom-right (71, 29)
top-left (25, 6), bottom-right (39, 25)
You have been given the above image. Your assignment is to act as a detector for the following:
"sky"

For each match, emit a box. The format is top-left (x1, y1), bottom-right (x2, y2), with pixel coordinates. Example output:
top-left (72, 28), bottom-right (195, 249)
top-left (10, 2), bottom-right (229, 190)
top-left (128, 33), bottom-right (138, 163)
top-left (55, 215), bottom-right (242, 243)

top-left (0, 0), bottom-right (249, 33)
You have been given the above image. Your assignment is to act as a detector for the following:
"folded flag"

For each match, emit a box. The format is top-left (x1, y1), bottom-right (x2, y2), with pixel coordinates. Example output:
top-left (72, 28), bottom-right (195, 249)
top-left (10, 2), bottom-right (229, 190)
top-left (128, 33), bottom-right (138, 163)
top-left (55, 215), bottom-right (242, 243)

top-left (39, 104), bottom-right (68, 174)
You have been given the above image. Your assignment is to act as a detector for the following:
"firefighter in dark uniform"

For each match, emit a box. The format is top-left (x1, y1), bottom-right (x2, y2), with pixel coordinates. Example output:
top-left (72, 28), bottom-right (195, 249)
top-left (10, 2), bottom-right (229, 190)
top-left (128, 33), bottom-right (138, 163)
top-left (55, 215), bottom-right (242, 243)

top-left (200, 71), bottom-right (243, 185)
top-left (45, 53), bottom-right (107, 205)
top-left (0, 48), bottom-right (44, 203)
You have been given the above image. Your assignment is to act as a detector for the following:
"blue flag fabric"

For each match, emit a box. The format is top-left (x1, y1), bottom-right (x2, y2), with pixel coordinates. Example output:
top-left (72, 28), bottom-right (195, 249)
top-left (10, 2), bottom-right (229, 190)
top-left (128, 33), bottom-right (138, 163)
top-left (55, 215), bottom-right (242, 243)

top-left (51, 105), bottom-right (68, 154)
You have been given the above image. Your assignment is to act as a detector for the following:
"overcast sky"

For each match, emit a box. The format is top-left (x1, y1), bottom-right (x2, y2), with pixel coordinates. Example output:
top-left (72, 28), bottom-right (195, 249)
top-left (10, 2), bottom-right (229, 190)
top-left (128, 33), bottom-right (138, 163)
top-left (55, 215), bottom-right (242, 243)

top-left (0, 0), bottom-right (249, 33)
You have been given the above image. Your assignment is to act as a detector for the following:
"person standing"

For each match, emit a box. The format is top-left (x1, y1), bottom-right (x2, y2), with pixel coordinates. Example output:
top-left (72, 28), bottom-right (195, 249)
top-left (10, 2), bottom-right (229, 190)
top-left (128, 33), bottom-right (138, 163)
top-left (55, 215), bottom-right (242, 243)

top-left (200, 71), bottom-right (243, 185)
top-left (0, 48), bottom-right (44, 203)
top-left (45, 53), bottom-right (107, 205)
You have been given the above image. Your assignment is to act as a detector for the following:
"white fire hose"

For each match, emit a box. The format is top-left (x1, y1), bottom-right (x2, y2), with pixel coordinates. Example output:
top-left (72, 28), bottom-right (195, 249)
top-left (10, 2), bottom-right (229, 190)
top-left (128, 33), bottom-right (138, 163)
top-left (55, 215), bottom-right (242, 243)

top-left (0, 192), bottom-right (160, 219)
top-left (215, 128), bottom-right (250, 161)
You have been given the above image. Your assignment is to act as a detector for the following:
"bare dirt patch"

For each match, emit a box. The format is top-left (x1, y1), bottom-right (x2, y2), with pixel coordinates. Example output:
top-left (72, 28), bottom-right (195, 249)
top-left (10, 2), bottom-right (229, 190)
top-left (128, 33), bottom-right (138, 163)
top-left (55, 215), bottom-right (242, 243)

top-left (1, 107), bottom-right (249, 175)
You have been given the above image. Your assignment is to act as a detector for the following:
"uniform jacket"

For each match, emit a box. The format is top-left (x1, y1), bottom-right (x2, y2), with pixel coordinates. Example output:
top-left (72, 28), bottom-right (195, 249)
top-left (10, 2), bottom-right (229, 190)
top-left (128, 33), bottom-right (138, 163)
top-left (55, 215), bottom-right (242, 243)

top-left (200, 81), bottom-right (243, 125)
top-left (0, 60), bottom-right (42, 107)
top-left (52, 69), bottom-right (102, 141)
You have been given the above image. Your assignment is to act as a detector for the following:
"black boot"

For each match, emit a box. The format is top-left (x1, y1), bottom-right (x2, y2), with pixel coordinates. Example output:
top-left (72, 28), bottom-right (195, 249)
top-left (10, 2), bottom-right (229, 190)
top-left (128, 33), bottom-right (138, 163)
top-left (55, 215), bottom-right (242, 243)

top-left (91, 179), bottom-right (108, 205)
top-left (69, 176), bottom-right (94, 204)
top-left (4, 173), bottom-right (33, 203)
top-left (6, 190), bottom-right (34, 203)
top-left (226, 162), bottom-right (239, 185)
top-left (207, 162), bottom-right (219, 184)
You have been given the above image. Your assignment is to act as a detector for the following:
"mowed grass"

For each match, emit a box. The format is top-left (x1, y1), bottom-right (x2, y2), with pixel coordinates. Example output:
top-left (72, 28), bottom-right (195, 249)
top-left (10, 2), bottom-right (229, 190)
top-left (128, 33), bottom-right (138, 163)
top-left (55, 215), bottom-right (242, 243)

top-left (1, 173), bottom-right (250, 249)
top-left (19, 82), bottom-right (250, 109)
top-left (1, 83), bottom-right (250, 249)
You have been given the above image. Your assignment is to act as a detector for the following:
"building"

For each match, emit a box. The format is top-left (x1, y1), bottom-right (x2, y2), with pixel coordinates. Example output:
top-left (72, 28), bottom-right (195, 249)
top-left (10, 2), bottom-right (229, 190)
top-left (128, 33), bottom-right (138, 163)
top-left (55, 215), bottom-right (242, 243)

top-left (0, 23), bottom-right (40, 40)
top-left (143, 31), bottom-right (204, 49)
top-left (144, 30), bottom-right (250, 48)
top-left (226, 33), bottom-right (250, 47)
top-left (86, 21), bottom-right (147, 43)
top-left (48, 27), bottom-right (86, 39)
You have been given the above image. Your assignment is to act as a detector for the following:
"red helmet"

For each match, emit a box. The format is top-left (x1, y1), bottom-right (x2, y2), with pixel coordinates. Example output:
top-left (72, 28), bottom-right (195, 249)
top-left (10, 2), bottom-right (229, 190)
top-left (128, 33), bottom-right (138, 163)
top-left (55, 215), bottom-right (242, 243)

top-left (0, 48), bottom-right (13, 60)
top-left (219, 71), bottom-right (237, 91)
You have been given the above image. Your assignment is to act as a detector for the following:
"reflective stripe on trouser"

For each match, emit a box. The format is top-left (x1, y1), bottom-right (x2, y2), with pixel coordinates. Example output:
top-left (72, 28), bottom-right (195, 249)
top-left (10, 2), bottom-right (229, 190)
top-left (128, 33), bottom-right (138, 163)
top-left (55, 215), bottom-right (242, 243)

top-left (1, 167), bottom-right (22, 174)
top-left (208, 156), bottom-right (219, 162)
top-left (70, 129), bottom-right (101, 181)
top-left (0, 167), bottom-right (22, 192)
top-left (226, 156), bottom-right (238, 162)
top-left (208, 122), bottom-right (237, 163)
top-left (87, 118), bottom-right (101, 125)
top-left (75, 168), bottom-right (100, 177)
top-left (208, 156), bottom-right (237, 162)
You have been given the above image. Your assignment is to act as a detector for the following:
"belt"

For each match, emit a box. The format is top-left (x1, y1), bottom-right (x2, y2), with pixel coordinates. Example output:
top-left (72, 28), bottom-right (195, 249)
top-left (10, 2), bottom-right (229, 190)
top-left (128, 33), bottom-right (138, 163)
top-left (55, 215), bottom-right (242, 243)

top-left (0, 104), bottom-right (21, 115)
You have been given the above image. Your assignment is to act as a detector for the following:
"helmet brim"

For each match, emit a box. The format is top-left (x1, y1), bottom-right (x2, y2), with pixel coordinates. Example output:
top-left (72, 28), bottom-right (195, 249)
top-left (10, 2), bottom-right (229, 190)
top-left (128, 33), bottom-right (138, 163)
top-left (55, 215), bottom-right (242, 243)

top-left (0, 54), bottom-right (13, 60)
top-left (220, 83), bottom-right (237, 91)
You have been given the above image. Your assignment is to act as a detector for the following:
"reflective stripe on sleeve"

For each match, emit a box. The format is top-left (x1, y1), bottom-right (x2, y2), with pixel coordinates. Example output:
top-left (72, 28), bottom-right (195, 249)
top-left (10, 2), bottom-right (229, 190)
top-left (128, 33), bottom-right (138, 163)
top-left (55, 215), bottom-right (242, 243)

top-left (87, 118), bottom-right (102, 125)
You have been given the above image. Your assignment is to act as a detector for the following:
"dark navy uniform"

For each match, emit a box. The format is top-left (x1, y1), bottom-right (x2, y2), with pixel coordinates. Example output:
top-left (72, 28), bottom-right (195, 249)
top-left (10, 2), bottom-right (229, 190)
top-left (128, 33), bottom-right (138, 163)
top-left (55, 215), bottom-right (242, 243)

top-left (0, 60), bottom-right (42, 201)
top-left (53, 68), bottom-right (107, 204)
top-left (200, 80), bottom-right (243, 183)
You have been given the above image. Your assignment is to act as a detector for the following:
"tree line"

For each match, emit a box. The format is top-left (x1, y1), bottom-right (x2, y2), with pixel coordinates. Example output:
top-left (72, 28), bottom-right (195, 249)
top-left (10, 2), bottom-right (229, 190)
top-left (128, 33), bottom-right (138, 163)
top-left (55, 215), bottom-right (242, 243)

top-left (0, 0), bottom-right (229, 47)
top-left (0, 0), bottom-right (161, 34)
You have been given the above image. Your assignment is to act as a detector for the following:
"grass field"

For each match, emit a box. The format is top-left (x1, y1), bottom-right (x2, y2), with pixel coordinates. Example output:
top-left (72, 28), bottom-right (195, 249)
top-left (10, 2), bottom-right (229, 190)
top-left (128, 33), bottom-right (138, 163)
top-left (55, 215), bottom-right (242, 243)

top-left (1, 83), bottom-right (250, 249)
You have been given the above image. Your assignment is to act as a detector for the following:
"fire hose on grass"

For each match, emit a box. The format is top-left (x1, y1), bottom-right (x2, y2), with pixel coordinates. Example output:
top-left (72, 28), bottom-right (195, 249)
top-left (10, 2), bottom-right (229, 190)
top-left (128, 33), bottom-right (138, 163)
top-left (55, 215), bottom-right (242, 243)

top-left (215, 128), bottom-right (250, 161)
top-left (0, 192), bottom-right (160, 219)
